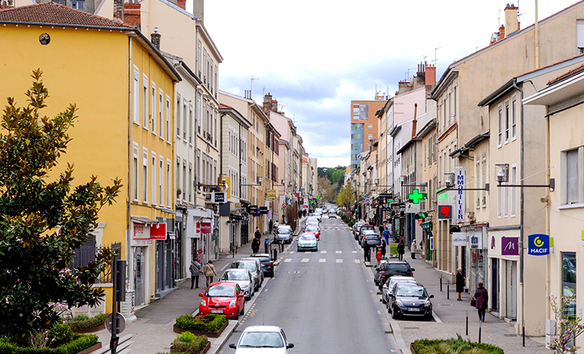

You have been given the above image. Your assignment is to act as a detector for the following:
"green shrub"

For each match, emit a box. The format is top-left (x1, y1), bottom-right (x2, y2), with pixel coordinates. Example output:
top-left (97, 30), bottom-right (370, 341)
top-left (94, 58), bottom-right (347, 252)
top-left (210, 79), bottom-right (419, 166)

top-left (48, 324), bottom-right (73, 348)
top-left (171, 335), bottom-right (208, 354)
top-left (177, 331), bottom-right (195, 343)
top-left (70, 314), bottom-right (89, 322)
top-left (174, 314), bottom-right (226, 333)
top-left (411, 335), bottom-right (504, 354)
top-left (0, 333), bottom-right (97, 354)
top-left (65, 313), bottom-right (107, 331)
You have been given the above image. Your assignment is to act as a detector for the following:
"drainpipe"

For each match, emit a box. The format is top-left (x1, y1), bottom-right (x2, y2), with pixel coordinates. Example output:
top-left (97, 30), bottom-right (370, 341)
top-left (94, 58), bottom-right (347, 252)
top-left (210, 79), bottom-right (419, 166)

top-left (512, 78), bottom-right (525, 346)
top-left (127, 36), bottom-right (133, 274)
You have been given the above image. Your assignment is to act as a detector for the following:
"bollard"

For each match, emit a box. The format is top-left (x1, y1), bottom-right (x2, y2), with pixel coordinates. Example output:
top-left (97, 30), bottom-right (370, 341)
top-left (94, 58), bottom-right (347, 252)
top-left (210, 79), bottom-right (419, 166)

top-left (478, 322), bottom-right (482, 343)
top-left (447, 283), bottom-right (450, 300)
top-left (264, 238), bottom-right (269, 254)
top-left (273, 248), bottom-right (278, 262)
top-left (466, 311), bottom-right (468, 336)
top-left (440, 276), bottom-right (443, 292)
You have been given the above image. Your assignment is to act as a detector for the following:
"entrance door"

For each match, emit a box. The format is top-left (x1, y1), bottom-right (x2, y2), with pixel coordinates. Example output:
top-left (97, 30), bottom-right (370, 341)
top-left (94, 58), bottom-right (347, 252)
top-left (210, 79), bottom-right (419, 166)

top-left (506, 261), bottom-right (517, 319)
top-left (491, 259), bottom-right (498, 311)
top-left (134, 247), bottom-right (145, 306)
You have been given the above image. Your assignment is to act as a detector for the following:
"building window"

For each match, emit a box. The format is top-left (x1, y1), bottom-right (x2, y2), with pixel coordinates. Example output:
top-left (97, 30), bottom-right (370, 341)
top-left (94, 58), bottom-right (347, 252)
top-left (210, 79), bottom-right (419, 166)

top-left (498, 105), bottom-right (503, 146)
top-left (182, 161), bottom-right (187, 201)
top-left (151, 82), bottom-right (156, 131)
top-left (167, 160), bottom-right (171, 206)
top-left (368, 124), bottom-right (373, 130)
top-left (505, 101), bottom-right (510, 143)
top-left (142, 148), bottom-right (148, 202)
top-left (152, 153), bottom-right (157, 205)
top-left (176, 94), bottom-right (181, 138)
top-left (70, 0), bottom-right (85, 10)
top-left (133, 143), bottom-right (138, 200)
top-left (578, 20), bottom-right (584, 54)
top-left (512, 97), bottom-right (517, 139)
top-left (189, 164), bottom-right (193, 202)
top-left (562, 253), bottom-right (577, 318)
top-left (511, 165), bottom-right (517, 216)
top-left (183, 100), bottom-right (187, 140)
top-left (159, 157), bottom-right (163, 205)
top-left (143, 75), bottom-right (149, 128)
top-left (133, 67), bottom-right (139, 124)
top-left (157, 89), bottom-right (163, 136)
top-left (189, 105), bottom-right (193, 144)
top-left (165, 95), bottom-right (170, 141)
top-left (564, 147), bottom-right (582, 204)
top-left (497, 180), bottom-right (502, 218)
top-left (453, 87), bottom-right (457, 121)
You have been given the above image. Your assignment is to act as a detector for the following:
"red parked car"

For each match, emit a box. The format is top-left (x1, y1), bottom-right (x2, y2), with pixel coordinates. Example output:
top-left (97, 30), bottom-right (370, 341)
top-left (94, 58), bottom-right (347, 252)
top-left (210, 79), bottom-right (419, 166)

top-left (304, 225), bottom-right (321, 240)
top-left (199, 282), bottom-right (245, 319)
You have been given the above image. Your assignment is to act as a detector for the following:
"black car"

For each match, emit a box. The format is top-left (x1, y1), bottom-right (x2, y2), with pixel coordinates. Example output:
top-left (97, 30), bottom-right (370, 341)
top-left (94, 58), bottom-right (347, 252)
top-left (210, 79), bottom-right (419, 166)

top-left (387, 282), bottom-right (434, 320)
top-left (249, 253), bottom-right (274, 277)
top-left (360, 231), bottom-right (381, 248)
top-left (378, 260), bottom-right (415, 289)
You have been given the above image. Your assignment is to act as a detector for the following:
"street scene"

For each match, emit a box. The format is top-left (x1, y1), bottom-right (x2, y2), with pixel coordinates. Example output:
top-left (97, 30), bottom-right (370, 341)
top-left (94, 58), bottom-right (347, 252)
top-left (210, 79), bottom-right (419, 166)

top-left (1, 0), bottom-right (584, 353)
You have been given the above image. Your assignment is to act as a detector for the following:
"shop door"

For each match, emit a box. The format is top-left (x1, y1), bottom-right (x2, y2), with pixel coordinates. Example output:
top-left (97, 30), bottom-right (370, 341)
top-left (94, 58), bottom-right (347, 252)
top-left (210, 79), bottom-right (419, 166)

top-left (506, 261), bottom-right (517, 319)
top-left (134, 247), bottom-right (145, 306)
top-left (241, 218), bottom-right (249, 245)
top-left (491, 259), bottom-right (498, 311)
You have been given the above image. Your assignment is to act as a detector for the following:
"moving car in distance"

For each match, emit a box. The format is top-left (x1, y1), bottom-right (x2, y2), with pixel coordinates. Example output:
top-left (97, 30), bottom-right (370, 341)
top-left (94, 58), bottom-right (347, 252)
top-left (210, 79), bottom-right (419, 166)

top-left (303, 224), bottom-right (321, 240)
top-left (275, 225), bottom-right (293, 244)
top-left (297, 232), bottom-right (318, 252)
top-left (387, 282), bottom-right (434, 320)
top-left (199, 281), bottom-right (245, 319)
top-left (219, 268), bottom-right (254, 300)
top-left (229, 325), bottom-right (294, 353)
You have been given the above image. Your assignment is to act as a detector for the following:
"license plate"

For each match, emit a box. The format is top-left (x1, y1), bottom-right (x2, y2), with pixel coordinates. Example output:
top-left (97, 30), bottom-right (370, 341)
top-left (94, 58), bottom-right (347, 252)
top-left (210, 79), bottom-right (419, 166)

top-left (408, 307), bottom-right (421, 312)
top-left (211, 310), bottom-right (223, 314)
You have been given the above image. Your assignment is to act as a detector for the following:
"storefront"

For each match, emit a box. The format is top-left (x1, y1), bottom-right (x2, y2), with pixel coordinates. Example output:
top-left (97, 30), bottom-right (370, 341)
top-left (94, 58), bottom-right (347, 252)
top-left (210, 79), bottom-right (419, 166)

top-left (487, 227), bottom-right (520, 319)
top-left (464, 225), bottom-right (488, 295)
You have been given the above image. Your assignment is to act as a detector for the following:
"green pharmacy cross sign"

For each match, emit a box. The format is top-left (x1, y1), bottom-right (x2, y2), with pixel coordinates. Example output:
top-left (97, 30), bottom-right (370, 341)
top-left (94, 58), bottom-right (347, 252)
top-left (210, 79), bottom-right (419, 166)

top-left (408, 189), bottom-right (427, 204)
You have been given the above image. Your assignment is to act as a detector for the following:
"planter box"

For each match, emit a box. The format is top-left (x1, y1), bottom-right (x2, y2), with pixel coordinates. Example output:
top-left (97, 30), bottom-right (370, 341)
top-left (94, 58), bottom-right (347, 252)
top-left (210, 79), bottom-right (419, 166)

top-left (410, 343), bottom-right (416, 354)
top-left (170, 341), bottom-right (210, 354)
top-left (77, 342), bottom-right (102, 354)
top-left (173, 319), bottom-right (229, 338)
top-left (72, 324), bottom-right (105, 334)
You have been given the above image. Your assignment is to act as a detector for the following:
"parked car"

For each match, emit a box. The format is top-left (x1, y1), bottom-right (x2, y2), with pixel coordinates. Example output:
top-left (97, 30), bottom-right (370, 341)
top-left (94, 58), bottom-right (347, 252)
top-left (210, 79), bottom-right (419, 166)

top-left (219, 268), bottom-right (254, 300)
top-left (231, 259), bottom-right (261, 291)
top-left (229, 325), bottom-right (294, 353)
top-left (328, 211), bottom-right (338, 218)
top-left (303, 225), bottom-right (320, 240)
top-left (241, 257), bottom-right (265, 284)
top-left (297, 232), bottom-right (318, 252)
top-left (358, 224), bottom-right (375, 244)
top-left (373, 260), bottom-right (389, 285)
top-left (275, 225), bottom-right (293, 244)
top-left (353, 222), bottom-right (366, 240)
top-left (249, 253), bottom-right (274, 278)
top-left (199, 281), bottom-right (245, 319)
top-left (360, 230), bottom-right (381, 248)
top-left (306, 219), bottom-right (319, 228)
top-left (381, 275), bottom-right (416, 305)
top-left (378, 260), bottom-right (415, 288)
top-left (387, 282), bottom-right (434, 320)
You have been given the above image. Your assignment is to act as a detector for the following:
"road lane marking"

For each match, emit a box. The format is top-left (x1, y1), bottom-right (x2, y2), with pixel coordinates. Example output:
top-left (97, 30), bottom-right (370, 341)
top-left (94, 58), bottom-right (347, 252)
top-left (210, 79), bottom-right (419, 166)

top-left (320, 250), bottom-right (327, 254)
top-left (336, 259), bottom-right (343, 263)
top-left (354, 259), bottom-right (361, 263)
top-left (301, 258), bottom-right (309, 262)
top-left (352, 251), bottom-right (358, 253)
top-left (289, 251), bottom-right (295, 254)
top-left (319, 259), bottom-right (326, 262)
top-left (336, 251), bottom-right (342, 254)
top-left (284, 258), bottom-right (292, 263)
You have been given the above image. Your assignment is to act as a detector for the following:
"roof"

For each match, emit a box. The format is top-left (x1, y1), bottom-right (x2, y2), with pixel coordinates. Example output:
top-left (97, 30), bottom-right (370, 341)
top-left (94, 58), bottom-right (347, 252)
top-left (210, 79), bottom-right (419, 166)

top-left (450, 131), bottom-right (489, 158)
top-left (242, 325), bottom-right (283, 333)
top-left (0, 2), bottom-right (135, 29)
top-left (547, 63), bottom-right (584, 86)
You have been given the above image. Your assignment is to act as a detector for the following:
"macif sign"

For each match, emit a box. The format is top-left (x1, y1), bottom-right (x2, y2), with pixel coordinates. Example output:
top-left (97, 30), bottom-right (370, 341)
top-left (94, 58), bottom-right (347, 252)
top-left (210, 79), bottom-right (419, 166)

top-left (528, 234), bottom-right (550, 255)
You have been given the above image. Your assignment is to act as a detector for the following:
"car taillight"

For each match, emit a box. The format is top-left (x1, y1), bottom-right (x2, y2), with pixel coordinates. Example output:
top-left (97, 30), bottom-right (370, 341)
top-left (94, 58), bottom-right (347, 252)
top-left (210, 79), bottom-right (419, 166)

top-left (268, 262), bottom-right (273, 266)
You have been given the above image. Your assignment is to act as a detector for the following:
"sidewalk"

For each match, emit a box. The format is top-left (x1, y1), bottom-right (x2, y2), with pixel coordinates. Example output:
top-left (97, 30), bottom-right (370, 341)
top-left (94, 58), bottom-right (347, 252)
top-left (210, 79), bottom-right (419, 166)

top-left (385, 250), bottom-right (550, 353)
top-left (95, 219), bottom-right (304, 353)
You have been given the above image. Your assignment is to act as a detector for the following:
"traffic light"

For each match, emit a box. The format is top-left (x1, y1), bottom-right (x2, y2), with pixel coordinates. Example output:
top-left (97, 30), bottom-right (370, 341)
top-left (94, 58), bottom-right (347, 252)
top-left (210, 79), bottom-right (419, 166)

top-left (317, 195), bottom-right (321, 199)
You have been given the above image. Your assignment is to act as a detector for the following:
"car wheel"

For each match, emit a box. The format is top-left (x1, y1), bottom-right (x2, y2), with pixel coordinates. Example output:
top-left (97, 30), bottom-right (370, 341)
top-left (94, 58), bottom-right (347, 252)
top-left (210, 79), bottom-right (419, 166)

top-left (234, 307), bottom-right (239, 320)
top-left (391, 307), bottom-right (399, 319)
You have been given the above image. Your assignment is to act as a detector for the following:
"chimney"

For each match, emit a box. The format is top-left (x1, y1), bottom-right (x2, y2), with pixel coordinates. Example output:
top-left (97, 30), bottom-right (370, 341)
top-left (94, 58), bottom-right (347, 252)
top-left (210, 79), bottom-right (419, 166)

top-left (177, 0), bottom-right (186, 10)
top-left (151, 27), bottom-right (161, 50)
top-left (499, 24), bottom-right (506, 40)
top-left (412, 104), bottom-right (418, 139)
top-left (425, 64), bottom-right (436, 86)
top-left (504, 3), bottom-right (519, 35)
top-left (193, 0), bottom-right (204, 23)
top-left (124, 0), bottom-right (141, 31)
top-left (263, 93), bottom-right (272, 115)
top-left (114, 0), bottom-right (124, 21)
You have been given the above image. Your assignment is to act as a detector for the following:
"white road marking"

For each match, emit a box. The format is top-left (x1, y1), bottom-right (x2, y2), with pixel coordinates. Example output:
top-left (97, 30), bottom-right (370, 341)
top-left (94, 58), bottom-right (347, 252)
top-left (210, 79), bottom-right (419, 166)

top-left (289, 251), bottom-right (295, 254)
top-left (320, 250), bottom-right (327, 254)
top-left (354, 259), bottom-right (361, 263)
top-left (319, 259), bottom-right (326, 263)
top-left (301, 258), bottom-right (309, 263)
top-left (284, 258), bottom-right (292, 263)
top-left (352, 251), bottom-right (358, 253)
top-left (336, 259), bottom-right (343, 263)
top-left (336, 251), bottom-right (342, 254)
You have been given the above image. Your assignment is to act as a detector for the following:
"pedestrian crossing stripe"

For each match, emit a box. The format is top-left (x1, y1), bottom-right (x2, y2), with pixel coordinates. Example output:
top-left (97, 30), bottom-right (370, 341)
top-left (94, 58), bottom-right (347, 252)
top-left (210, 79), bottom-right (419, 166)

top-left (284, 258), bottom-right (292, 262)
top-left (319, 259), bottom-right (326, 262)
top-left (320, 250), bottom-right (327, 254)
top-left (354, 259), bottom-right (360, 263)
top-left (336, 259), bottom-right (343, 263)
top-left (336, 251), bottom-right (342, 254)
top-left (301, 258), bottom-right (309, 262)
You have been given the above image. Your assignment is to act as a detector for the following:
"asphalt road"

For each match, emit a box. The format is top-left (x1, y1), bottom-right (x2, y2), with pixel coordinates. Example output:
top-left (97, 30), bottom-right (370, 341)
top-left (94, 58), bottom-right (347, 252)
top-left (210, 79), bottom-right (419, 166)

top-left (218, 216), bottom-right (399, 354)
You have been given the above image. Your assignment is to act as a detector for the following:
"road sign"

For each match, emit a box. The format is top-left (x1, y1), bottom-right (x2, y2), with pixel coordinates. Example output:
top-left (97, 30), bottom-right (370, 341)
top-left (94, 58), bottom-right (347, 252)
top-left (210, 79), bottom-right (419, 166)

top-left (105, 312), bottom-right (126, 334)
top-left (405, 203), bottom-right (420, 213)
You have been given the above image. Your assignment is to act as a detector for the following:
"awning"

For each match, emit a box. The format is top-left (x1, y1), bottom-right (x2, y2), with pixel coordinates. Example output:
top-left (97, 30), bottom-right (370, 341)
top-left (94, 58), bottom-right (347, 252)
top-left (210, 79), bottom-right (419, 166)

top-left (131, 216), bottom-right (160, 225)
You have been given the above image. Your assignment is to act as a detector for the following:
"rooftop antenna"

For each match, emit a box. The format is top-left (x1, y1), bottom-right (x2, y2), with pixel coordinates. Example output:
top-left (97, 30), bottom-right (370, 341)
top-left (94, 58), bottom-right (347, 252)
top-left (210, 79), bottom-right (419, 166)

top-left (433, 47), bottom-right (441, 68)
top-left (250, 76), bottom-right (259, 97)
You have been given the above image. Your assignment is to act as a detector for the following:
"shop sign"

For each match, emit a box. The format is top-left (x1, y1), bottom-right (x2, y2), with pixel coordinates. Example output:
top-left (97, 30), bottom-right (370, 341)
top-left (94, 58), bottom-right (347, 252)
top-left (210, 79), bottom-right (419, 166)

top-left (470, 231), bottom-right (482, 249)
top-left (259, 206), bottom-right (269, 214)
top-left (455, 167), bottom-right (465, 222)
top-left (201, 222), bottom-right (212, 233)
top-left (501, 236), bottom-right (519, 256)
top-left (212, 192), bottom-right (225, 203)
top-left (134, 224), bottom-right (148, 239)
top-left (150, 223), bottom-right (167, 240)
top-left (452, 232), bottom-right (467, 247)
top-left (266, 190), bottom-right (277, 199)
top-left (438, 205), bottom-right (452, 219)
top-left (528, 234), bottom-right (550, 255)
top-left (405, 203), bottom-right (420, 213)
top-left (195, 221), bottom-right (201, 238)
top-left (430, 236), bottom-right (434, 251)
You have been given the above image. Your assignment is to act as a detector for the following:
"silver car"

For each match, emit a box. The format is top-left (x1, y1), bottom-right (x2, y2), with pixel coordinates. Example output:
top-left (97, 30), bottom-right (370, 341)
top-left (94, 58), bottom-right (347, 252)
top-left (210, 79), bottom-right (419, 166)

top-left (275, 225), bottom-right (292, 244)
top-left (297, 232), bottom-right (318, 252)
top-left (241, 257), bottom-right (265, 284)
top-left (381, 275), bottom-right (416, 306)
top-left (232, 260), bottom-right (261, 291)
top-left (220, 268), bottom-right (255, 300)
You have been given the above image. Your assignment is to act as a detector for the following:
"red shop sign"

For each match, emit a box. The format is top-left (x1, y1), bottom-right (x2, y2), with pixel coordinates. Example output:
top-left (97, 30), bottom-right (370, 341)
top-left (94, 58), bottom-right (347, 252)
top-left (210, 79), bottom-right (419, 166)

top-left (150, 223), bottom-right (167, 240)
top-left (201, 222), bottom-right (212, 233)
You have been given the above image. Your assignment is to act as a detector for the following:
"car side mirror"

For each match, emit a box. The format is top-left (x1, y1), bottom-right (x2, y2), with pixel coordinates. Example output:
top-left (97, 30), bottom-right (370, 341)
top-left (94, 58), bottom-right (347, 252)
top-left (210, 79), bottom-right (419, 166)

top-left (229, 343), bottom-right (236, 349)
top-left (429, 294), bottom-right (434, 299)
top-left (198, 293), bottom-right (203, 297)
top-left (238, 293), bottom-right (244, 298)
top-left (287, 343), bottom-right (295, 349)
top-left (411, 268), bottom-right (415, 272)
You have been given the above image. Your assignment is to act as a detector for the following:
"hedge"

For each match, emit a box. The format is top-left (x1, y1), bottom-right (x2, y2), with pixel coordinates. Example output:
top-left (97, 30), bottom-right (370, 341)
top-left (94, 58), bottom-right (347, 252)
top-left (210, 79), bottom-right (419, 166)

top-left (65, 314), bottom-right (107, 331)
top-left (0, 334), bottom-right (97, 354)
top-left (174, 314), bottom-right (226, 333)
top-left (411, 336), bottom-right (504, 354)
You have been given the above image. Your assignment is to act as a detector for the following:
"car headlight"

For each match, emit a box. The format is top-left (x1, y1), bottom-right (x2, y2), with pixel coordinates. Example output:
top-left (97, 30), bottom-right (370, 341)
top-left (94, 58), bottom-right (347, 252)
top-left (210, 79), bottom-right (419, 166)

top-left (395, 299), bottom-right (404, 307)
top-left (424, 301), bottom-right (432, 307)
top-left (201, 299), bottom-right (206, 307)
top-left (229, 299), bottom-right (236, 307)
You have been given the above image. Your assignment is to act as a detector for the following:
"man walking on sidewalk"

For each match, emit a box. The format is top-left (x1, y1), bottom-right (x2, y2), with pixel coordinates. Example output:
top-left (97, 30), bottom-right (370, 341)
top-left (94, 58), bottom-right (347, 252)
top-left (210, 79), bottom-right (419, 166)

top-left (254, 227), bottom-right (262, 240)
top-left (190, 258), bottom-right (201, 289)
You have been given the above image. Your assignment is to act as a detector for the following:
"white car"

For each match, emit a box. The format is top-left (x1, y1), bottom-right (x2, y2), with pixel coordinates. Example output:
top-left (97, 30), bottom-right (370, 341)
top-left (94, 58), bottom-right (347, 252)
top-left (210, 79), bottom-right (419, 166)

top-left (220, 268), bottom-right (255, 300)
top-left (229, 325), bottom-right (294, 353)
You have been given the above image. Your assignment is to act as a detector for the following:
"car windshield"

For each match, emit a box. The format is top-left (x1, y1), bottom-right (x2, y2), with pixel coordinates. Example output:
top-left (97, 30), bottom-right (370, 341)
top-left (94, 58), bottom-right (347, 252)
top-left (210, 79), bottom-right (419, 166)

top-left (253, 256), bottom-right (270, 262)
top-left (239, 332), bottom-right (284, 348)
top-left (385, 264), bottom-right (411, 273)
top-left (396, 285), bottom-right (427, 297)
top-left (361, 226), bottom-right (374, 231)
top-left (206, 285), bottom-right (235, 297)
top-left (366, 235), bottom-right (379, 240)
top-left (305, 226), bottom-right (318, 232)
top-left (222, 271), bottom-right (248, 281)
top-left (299, 234), bottom-right (316, 241)
top-left (277, 229), bottom-right (291, 234)
top-left (238, 262), bottom-right (257, 273)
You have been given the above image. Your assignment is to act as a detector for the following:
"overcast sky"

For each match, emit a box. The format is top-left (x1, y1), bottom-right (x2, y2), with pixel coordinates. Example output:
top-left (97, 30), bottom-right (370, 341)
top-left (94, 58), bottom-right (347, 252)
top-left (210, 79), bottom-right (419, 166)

top-left (199, 0), bottom-right (578, 168)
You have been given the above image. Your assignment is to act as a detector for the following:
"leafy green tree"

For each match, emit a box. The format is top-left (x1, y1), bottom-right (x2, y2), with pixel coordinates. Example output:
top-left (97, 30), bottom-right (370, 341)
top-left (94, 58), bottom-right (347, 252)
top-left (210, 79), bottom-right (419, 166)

top-left (336, 184), bottom-right (356, 209)
top-left (331, 169), bottom-right (344, 185)
top-left (0, 70), bottom-right (122, 341)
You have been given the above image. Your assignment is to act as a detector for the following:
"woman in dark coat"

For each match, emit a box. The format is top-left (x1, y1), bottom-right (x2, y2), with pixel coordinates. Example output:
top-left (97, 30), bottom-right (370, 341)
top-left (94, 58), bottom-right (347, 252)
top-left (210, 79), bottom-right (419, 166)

top-left (474, 282), bottom-right (488, 321)
top-left (455, 268), bottom-right (465, 301)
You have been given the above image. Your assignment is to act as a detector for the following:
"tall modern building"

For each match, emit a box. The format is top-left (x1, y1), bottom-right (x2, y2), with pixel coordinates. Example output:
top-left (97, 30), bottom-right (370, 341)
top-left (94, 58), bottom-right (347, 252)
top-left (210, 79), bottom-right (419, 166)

top-left (350, 97), bottom-right (386, 170)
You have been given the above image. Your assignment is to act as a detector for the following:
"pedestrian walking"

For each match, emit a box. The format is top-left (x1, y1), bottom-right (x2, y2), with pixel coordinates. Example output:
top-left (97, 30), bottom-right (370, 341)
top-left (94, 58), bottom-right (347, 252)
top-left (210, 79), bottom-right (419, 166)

top-left (203, 260), bottom-right (217, 287)
top-left (383, 229), bottom-right (390, 245)
top-left (474, 282), bottom-right (489, 321)
top-left (456, 268), bottom-right (465, 301)
top-left (364, 242), bottom-right (371, 263)
top-left (411, 240), bottom-right (417, 259)
top-left (254, 227), bottom-right (262, 239)
top-left (376, 248), bottom-right (382, 264)
top-left (397, 239), bottom-right (405, 261)
top-left (189, 258), bottom-right (202, 289)
top-left (251, 237), bottom-right (260, 254)
top-left (380, 239), bottom-right (386, 259)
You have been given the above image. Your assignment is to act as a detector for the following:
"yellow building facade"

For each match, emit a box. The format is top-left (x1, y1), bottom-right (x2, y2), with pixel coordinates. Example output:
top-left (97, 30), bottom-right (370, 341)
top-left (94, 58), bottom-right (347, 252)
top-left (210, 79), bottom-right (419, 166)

top-left (0, 3), bottom-right (180, 317)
